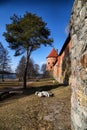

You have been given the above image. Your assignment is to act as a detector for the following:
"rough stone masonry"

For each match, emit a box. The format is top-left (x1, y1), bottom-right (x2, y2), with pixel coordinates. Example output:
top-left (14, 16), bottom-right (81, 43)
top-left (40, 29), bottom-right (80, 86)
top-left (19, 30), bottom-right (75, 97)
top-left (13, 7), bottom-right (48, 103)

top-left (70, 0), bottom-right (87, 129)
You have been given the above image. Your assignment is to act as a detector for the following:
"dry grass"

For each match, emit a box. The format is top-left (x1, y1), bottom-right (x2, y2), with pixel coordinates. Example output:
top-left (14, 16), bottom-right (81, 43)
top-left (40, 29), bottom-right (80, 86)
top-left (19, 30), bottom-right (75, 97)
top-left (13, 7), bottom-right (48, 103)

top-left (0, 80), bottom-right (22, 89)
top-left (0, 79), bottom-right (71, 130)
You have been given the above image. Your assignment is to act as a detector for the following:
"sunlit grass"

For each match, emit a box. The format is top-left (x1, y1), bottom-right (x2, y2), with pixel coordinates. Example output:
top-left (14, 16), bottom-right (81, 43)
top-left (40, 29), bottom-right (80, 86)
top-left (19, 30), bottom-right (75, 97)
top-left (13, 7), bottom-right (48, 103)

top-left (0, 78), bottom-right (71, 130)
top-left (0, 80), bottom-right (22, 88)
top-left (0, 78), bottom-right (58, 88)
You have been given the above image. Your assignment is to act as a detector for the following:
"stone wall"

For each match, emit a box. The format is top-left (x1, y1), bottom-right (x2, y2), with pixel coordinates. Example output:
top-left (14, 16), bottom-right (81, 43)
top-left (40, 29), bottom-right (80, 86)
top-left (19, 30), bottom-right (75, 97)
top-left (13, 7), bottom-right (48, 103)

top-left (70, 0), bottom-right (87, 129)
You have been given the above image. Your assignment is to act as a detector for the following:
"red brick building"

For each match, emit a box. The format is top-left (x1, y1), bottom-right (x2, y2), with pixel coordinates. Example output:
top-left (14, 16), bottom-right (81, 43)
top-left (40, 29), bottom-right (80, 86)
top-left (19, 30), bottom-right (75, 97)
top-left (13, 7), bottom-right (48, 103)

top-left (46, 34), bottom-right (71, 85)
top-left (46, 48), bottom-right (58, 77)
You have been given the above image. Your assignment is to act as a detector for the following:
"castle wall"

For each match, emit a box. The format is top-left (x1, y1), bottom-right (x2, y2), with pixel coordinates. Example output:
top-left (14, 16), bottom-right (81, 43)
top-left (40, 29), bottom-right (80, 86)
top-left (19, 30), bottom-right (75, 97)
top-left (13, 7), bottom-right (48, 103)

top-left (61, 40), bottom-right (71, 85)
top-left (53, 52), bottom-right (64, 82)
top-left (70, 0), bottom-right (87, 129)
top-left (53, 39), bottom-right (71, 84)
top-left (53, 56), bottom-right (61, 81)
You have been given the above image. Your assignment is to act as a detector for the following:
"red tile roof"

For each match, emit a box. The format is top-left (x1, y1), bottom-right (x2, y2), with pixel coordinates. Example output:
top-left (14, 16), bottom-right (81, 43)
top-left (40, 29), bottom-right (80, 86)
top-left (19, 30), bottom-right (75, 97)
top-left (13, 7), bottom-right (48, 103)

top-left (46, 48), bottom-right (58, 58)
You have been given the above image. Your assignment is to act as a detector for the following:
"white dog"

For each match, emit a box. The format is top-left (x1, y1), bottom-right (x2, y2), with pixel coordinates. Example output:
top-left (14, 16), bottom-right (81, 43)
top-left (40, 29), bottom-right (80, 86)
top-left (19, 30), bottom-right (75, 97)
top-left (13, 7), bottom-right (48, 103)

top-left (35, 91), bottom-right (53, 97)
top-left (35, 91), bottom-right (43, 97)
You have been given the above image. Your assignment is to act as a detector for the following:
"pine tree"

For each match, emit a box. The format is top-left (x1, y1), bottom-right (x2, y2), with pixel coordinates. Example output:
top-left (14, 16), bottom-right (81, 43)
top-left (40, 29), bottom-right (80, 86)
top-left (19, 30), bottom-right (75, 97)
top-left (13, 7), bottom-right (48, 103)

top-left (3, 12), bottom-right (53, 88)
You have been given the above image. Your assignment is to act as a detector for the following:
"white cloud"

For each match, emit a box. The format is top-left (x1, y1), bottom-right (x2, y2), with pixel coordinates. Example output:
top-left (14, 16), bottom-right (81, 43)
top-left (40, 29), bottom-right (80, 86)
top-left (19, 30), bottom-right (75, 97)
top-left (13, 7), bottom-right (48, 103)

top-left (40, 61), bottom-right (46, 66)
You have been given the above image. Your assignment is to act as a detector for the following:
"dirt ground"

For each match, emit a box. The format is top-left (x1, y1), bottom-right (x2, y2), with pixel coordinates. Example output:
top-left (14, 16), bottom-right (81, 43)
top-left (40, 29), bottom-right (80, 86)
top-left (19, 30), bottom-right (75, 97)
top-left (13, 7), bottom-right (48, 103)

top-left (0, 81), bottom-right (71, 130)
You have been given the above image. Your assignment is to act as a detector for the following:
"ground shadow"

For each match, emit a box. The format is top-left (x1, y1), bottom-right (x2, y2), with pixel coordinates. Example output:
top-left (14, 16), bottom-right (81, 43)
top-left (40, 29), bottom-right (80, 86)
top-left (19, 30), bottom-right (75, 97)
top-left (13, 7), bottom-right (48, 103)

top-left (23, 83), bottom-right (67, 95)
top-left (0, 83), bottom-right (67, 102)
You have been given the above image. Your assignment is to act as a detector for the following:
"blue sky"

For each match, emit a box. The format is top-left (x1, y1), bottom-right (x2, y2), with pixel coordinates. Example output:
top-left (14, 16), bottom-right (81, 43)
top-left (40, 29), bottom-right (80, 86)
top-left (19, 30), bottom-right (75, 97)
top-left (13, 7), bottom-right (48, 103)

top-left (0, 0), bottom-right (74, 72)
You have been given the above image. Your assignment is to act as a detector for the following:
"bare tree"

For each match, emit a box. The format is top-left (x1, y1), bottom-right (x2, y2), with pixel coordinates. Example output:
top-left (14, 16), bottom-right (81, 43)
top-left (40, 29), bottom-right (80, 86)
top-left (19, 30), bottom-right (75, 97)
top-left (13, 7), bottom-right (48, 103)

top-left (41, 64), bottom-right (46, 74)
top-left (0, 42), bottom-right (4, 64)
top-left (16, 56), bottom-right (40, 81)
top-left (34, 64), bottom-right (40, 77)
top-left (15, 56), bottom-right (26, 81)
top-left (0, 42), bottom-right (12, 81)
top-left (41, 63), bottom-right (50, 78)
top-left (27, 58), bottom-right (35, 79)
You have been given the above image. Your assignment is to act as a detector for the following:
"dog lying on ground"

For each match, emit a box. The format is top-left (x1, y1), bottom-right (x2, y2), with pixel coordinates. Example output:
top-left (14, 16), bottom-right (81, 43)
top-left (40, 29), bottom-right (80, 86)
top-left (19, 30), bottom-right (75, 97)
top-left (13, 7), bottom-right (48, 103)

top-left (35, 91), bottom-right (54, 97)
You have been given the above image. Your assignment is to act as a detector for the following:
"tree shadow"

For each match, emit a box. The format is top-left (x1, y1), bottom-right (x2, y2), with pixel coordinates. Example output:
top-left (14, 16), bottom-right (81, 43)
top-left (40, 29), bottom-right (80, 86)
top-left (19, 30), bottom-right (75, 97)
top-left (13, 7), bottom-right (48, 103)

top-left (0, 83), bottom-right (66, 102)
top-left (23, 83), bottom-right (66, 95)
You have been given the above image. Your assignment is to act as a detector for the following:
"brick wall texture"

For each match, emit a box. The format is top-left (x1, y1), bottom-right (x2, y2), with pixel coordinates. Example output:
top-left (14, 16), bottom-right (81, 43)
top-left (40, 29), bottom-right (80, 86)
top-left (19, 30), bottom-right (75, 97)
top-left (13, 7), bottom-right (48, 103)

top-left (70, 0), bottom-right (87, 129)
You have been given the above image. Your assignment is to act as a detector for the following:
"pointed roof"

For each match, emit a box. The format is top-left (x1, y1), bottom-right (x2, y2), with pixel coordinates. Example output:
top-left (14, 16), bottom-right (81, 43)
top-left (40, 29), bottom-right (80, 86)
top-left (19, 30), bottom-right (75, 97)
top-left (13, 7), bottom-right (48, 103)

top-left (46, 48), bottom-right (58, 58)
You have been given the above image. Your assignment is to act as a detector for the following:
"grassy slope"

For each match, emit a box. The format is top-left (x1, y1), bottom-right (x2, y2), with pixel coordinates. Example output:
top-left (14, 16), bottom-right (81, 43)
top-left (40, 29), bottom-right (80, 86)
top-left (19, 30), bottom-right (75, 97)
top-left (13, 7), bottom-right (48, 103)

top-left (0, 79), bottom-right (71, 130)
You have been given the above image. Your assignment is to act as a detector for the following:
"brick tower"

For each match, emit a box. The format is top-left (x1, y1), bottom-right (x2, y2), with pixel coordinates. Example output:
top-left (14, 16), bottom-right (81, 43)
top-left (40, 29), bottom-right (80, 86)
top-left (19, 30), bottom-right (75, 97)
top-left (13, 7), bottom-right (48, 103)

top-left (46, 48), bottom-right (58, 76)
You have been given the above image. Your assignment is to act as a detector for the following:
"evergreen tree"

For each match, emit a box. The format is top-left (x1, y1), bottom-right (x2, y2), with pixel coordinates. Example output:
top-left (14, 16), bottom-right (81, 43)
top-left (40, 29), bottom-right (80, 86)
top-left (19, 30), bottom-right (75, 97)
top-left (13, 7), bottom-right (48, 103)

top-left (3, 12), bottom-right (53, 88)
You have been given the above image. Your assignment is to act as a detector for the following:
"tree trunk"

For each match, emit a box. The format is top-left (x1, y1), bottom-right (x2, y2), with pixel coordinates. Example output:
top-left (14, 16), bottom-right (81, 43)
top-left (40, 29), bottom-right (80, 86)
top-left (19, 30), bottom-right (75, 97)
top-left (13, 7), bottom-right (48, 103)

top-left (23, 66), bottom-right (27, 89)
top-left (23, 50), bottom-right (29, 89)
top-left (2, 74), bottom-right (4, 82)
